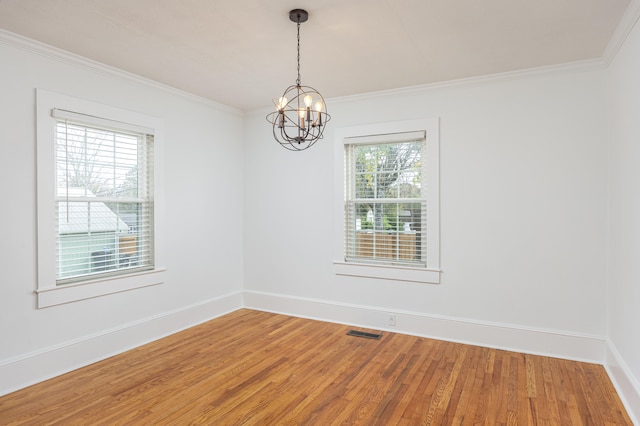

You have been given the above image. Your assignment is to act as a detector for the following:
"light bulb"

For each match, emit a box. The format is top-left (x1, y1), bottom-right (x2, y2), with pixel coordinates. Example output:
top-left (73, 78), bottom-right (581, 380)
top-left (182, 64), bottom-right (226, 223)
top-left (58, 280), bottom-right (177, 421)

top-left (278, 96), bottom-right (287, 110)
top-left (314, 101), bottom-right (323, 112)
top-left (304, 95), bottom-right (313, 108)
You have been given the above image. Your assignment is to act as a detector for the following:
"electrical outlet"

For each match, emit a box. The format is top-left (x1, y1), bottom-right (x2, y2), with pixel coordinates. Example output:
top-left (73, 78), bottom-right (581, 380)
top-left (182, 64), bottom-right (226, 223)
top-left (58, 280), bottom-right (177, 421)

top-left (388, 313), bottom-right (396, 327)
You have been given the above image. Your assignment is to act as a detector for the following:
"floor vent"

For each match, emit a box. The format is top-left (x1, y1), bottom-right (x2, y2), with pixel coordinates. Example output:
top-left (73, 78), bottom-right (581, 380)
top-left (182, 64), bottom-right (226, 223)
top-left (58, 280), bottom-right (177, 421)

top-left (347, 330), bottom-right (382, 340)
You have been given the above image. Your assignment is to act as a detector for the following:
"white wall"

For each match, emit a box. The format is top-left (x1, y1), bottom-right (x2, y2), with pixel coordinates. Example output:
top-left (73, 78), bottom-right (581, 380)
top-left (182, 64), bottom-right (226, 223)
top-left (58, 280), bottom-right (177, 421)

top-left (244, 66), bottom-right (609, 352)
top-left (0, 33), bottom-right (244, 394)
top-left (606, 12), bottom-right (640, 417)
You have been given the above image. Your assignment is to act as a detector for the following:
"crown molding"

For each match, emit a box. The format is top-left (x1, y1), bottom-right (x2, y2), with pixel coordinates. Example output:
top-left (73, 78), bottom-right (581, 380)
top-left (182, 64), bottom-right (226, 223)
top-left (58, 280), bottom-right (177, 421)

top-left (328, 59), bottom-right (606, 107)
top-left (0, 28), bottom-right (242, 116)
top-left (603, 0), bottom-right (640, 66)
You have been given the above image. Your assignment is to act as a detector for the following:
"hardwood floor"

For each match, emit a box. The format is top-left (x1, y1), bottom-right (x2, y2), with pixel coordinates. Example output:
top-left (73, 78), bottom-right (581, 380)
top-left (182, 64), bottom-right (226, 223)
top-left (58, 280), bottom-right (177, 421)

top-left (0, 309), bottom-right (632, 425)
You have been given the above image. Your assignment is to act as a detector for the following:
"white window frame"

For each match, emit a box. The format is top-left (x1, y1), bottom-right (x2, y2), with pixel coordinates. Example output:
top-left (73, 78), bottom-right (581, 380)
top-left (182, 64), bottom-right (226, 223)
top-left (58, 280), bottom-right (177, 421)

top-left (334, 118), bottom-right (440, 284)
top-left (36, 89), bottom-right (166, 308)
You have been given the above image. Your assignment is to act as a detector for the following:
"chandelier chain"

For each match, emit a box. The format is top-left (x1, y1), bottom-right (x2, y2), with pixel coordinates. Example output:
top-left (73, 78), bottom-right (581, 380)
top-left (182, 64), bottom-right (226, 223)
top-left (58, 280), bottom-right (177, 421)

top-left (296, 20), bottom-right (301, 86)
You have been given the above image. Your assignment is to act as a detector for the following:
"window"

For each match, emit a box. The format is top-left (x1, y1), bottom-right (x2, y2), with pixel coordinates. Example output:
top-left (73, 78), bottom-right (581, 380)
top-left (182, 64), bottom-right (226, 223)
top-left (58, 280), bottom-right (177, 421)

top-left (334, 119), bottom-right (440, 283)
top-left (345, 132), bottom-right (426, 265)
top-left (36, 90), bottom-right (165, 307)
top-left (54, 110), bottom-right (154, 284)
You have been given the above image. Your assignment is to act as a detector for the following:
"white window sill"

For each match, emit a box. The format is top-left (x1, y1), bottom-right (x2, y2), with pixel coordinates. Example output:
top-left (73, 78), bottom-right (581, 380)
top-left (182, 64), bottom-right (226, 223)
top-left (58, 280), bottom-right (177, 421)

top-left (333, 261), bottom-right (440, 284)
top-left (35, 268), bottom-right (167, 308)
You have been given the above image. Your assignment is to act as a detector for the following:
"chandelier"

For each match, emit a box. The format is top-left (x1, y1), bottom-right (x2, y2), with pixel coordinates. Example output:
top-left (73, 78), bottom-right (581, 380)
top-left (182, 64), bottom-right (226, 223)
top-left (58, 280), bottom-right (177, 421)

top-left (266, 9), bottom-right (331, 151)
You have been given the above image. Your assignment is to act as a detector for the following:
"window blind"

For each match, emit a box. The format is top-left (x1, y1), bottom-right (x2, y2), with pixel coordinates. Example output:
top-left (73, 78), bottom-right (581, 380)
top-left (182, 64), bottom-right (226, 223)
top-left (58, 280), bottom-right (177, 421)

top-left (54, 112), bottom-right (154, 284)
top-left (344, 132), bottom-right (427, 266)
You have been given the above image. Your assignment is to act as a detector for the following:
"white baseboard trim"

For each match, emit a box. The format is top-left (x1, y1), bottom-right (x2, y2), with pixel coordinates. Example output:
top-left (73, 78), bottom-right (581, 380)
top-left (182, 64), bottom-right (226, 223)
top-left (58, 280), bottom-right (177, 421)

top-left (605, 341), bottom-right (640, 425)
top-left (1, 290), bottom-right (615, 402)
top-left (243, 290), bottom-right (606, 363)
top-left (0, 291), bottom-right (242, 397)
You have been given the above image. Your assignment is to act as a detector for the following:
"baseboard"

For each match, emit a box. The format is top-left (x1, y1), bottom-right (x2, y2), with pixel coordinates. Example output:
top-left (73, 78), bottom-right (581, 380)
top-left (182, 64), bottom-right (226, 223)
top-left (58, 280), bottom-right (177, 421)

top-left (0, 291), bottom-right (242, 397)
top-left (1, 290), bottom-right (612, 400)
top-left (243, 290), bottom-right (606, 363)
top-left (605, 341), bottom-right (640, 425)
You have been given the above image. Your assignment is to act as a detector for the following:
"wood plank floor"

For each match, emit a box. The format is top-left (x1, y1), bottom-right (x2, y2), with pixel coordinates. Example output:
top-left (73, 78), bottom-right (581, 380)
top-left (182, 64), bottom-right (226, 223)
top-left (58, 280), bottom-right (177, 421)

top-left (0, 309), bottom-right (632, 425)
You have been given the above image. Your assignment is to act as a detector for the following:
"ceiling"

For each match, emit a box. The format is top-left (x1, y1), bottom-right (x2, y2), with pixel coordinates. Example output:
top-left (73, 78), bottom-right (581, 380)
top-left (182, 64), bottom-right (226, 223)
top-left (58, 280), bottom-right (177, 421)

top-left (0, 0), bottom-right (631, 111)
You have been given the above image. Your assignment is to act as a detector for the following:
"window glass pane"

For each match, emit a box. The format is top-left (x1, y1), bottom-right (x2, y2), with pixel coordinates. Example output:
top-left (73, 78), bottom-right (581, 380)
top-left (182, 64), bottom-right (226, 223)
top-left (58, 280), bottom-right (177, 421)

top-left (346, 137), bottom-right (426, 266)
top-left (55, 120), bottom-right (153, 284)
top-left (353, 142), bottom-right (422, 200)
